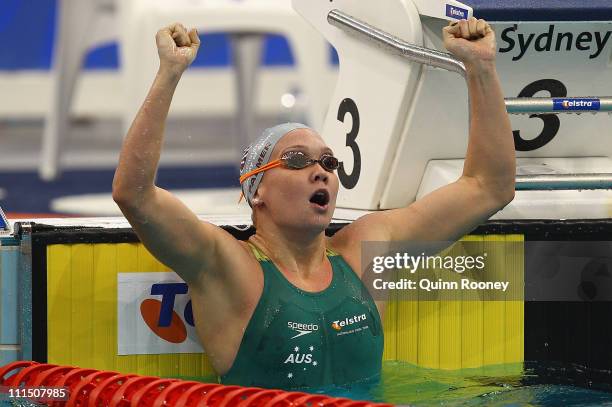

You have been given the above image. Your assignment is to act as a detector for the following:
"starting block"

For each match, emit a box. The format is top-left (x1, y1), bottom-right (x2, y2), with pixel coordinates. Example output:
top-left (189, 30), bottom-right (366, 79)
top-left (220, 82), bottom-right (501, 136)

top-left (293, 0), bottom-right (612, 219)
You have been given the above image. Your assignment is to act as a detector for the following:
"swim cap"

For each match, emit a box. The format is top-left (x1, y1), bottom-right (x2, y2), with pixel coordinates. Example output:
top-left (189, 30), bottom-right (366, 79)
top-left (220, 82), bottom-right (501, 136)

top-left (240, 122), bottom-right (310, 206)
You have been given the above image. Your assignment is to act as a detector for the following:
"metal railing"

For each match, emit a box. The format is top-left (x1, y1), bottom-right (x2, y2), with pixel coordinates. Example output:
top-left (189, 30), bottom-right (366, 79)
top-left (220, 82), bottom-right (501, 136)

top-left (516, 174), bottom-right (612, 190)
top-left (327, 9), bottom-right (467, 76)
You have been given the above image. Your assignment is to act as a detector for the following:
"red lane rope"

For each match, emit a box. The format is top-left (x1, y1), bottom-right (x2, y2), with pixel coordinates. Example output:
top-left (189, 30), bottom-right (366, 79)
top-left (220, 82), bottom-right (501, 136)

top-left (0, 361), bottom-right (37, 384)
top-left (173, 383), bottom-right (221, 407)
top-left (67, 371), bottom-right (120, 407)
top-left (5, 363), bottom-right (58, 386)
top-left (31, 366), bottom-right (77, 387)
top-left (51, 368), bottom-right (99, 407)
top-left (261, 391), bottom-right (310, 407)
top-left (109, 376), bottom-right (160, 407)
top-left (194, 384), bottom-right (243, 406)
top-left (87, 374), bottom-right (137, 407)
top-left (236, 389), bottom-right (285, 407)
top-left (150, 381), bottom-right (204, 407)
top-left (129, 378), bottom-right (179, 407)
top-left (216, 387), bottom-right (263, 407)
top-left (0, 361), bottom-right (394, 406)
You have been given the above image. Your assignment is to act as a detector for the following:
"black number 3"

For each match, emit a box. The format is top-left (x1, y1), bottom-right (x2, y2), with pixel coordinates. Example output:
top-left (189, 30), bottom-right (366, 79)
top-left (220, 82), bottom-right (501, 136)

top-left (513, 79), bottom-right (567, 151)
top-left (337, 98), bottom-right (361, 189)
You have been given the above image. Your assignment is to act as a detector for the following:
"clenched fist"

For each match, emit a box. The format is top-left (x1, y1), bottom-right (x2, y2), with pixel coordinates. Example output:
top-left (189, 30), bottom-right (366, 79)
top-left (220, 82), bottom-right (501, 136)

top-left (156, 23), bottom-right (201, 75)
top-left (443, 17), bottom-right (495, 68)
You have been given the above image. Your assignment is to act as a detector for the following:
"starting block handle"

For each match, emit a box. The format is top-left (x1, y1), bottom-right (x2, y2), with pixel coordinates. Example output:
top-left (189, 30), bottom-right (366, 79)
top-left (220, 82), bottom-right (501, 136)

top-left (516, 173), bottom-right (612, 190)
top-left (328, 9), bottom-right (612, 115)
top-left (505, 97), bottom-right (612, 114)
top-left (327, 9), bottom-right (466, 76)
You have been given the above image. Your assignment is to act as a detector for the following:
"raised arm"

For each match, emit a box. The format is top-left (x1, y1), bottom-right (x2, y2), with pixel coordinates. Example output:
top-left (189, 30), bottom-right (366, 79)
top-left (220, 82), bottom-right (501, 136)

top-left (333, 18), bottom-right (515, 251)
top-left (112, 24), bottom-right (238, 285)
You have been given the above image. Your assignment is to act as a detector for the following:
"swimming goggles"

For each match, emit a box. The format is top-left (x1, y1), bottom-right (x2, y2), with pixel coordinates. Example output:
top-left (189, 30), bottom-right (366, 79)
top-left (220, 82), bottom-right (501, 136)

top-left (239, 151), bottom-right (339, 202)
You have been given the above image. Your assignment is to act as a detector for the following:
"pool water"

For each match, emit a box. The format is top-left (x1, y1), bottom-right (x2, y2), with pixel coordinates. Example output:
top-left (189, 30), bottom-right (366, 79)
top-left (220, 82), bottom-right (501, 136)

top-left (3, 361), bottom-right (612, 406)
top-left (317, 361), bottom-right (612, 406)
top-left (175, 361), bottom-right (612, 405)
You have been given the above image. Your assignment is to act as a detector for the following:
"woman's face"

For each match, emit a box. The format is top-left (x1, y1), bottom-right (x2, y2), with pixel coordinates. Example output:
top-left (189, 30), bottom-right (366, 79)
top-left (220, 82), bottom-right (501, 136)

top-left (254, 128), bottom-right (339, 233)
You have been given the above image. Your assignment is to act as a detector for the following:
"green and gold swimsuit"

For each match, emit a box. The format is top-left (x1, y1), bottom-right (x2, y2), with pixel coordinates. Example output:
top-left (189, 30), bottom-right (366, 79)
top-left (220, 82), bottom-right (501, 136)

top-left (221, 243), bottom-right (383, 390)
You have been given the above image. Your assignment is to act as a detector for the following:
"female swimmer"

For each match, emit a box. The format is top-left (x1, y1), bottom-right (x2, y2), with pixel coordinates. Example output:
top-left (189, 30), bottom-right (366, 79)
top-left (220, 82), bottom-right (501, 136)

top-left (113, 17), bottom-right (514, 389)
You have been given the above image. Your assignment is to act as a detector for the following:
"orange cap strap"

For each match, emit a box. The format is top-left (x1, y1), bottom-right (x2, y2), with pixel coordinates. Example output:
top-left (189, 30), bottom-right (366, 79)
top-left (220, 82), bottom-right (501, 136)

top-left (238, 159), bottom-right (282, 203)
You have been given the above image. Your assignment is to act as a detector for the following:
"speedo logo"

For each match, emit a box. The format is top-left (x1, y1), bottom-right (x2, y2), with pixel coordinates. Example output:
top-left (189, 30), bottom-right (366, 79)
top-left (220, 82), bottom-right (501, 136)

top-left (288, 321), bottom-right (319, 339)
top-left (554, 98), bottom-right (601, 111)
top-left (331, 313), bottom-right (367, 331)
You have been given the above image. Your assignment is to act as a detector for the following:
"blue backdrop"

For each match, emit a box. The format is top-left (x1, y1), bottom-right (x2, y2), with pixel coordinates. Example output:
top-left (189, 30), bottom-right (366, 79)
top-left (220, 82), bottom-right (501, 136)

top-left (0, 0), bottom-right (338, 71)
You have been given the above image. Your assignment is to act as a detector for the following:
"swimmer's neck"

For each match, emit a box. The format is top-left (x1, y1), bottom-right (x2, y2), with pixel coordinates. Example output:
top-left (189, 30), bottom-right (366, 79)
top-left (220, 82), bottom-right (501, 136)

top-left (249, 227), bottom-right (328, 277)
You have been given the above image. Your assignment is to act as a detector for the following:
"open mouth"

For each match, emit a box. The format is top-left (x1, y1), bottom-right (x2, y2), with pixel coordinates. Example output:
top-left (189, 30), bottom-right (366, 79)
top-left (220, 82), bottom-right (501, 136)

top-left (309, 189), bottom-right (330, 207)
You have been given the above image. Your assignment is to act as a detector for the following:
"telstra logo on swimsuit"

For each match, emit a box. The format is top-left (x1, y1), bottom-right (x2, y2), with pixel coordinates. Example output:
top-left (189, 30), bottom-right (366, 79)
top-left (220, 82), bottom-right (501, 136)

top-left (140, 283), bottom-right (195, 344)
top-left (331, 313), bottom-right (367, 331)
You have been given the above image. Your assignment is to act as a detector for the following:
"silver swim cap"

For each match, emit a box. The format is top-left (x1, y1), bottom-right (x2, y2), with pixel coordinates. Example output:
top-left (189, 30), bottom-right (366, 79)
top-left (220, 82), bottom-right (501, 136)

top-left (239, 122), bottom-right (310, 206)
